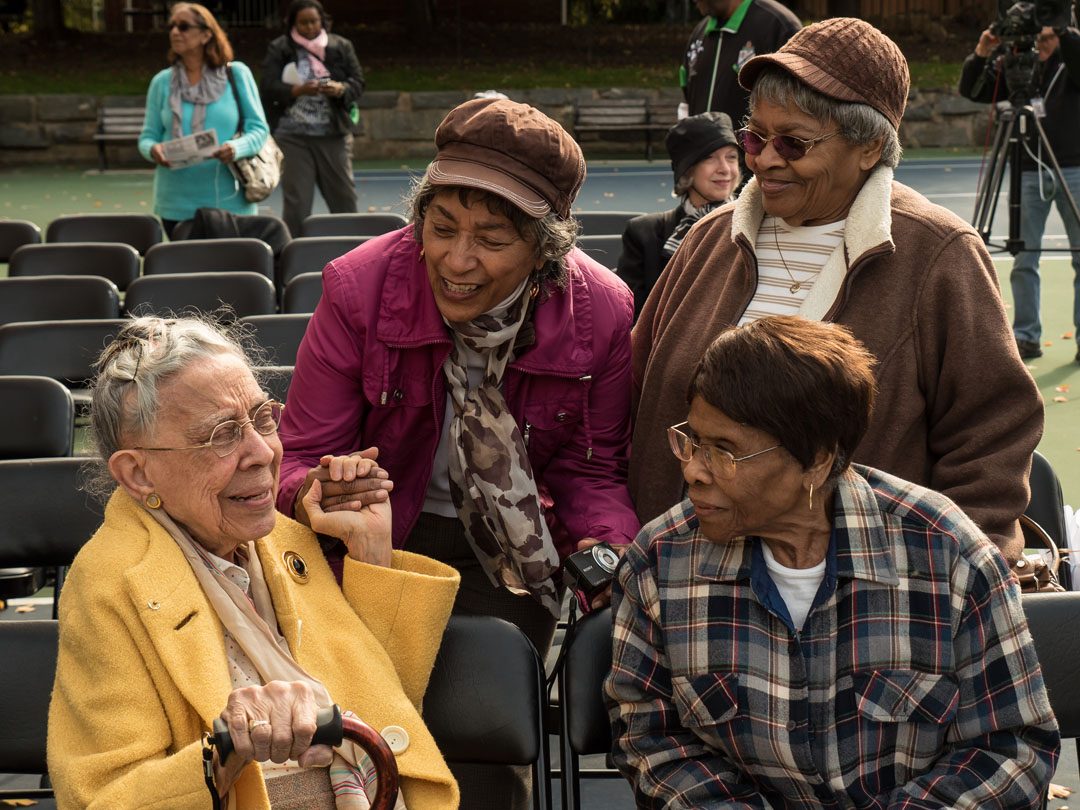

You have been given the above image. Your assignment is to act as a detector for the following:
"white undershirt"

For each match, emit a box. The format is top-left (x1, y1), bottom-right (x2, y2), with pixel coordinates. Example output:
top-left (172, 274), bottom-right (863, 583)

top-left (761, 541), bottom-right (826, 632)
top-left (739, 216), bottom-right (846, 325)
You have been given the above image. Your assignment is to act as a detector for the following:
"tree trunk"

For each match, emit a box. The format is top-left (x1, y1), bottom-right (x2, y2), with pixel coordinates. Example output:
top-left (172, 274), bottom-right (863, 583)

top-left (404, 0), bottom-right (436, 30)
top-left (30, 0), bottom-right (66, 34)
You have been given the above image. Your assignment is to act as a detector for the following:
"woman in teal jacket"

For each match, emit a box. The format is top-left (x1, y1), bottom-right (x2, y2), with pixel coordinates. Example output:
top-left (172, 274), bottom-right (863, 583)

top-left (138, 2), bottom-right (269, 236)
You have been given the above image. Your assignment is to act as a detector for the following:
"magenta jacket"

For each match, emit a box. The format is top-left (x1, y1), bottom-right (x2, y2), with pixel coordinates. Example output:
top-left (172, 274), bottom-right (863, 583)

top-left (277, 226), bottom-right (640, 560)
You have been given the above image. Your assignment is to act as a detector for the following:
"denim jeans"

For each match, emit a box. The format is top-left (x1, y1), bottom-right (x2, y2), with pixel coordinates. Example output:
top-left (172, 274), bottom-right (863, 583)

top-left (1011, 166), bottom-right (1080, 345)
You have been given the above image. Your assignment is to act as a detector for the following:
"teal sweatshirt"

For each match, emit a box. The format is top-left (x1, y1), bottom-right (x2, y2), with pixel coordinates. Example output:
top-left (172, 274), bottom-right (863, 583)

top-left (138, 61), bottom-right (269, 222)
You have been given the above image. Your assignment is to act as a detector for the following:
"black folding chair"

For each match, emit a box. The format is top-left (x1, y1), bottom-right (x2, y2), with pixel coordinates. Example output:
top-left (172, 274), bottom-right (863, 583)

top-left (0, 218), bottom-right (42, 262)
top-left (573, 211), bottom-right (644, 237)
top-left (279, 236), bottom-right (365, 292)
top-left (0, 621), bottom-right (58, 804)
top-left (241, 315), bottom-right (310, 367)
top-left (0, 276), bottom-right (121, 328)
top-left (0, 376), bottom-right (74, 459)
top-left (257, 365), bottom-right (294, 405)
top-left (282, 272), bottom-right (323, 314)
top-left (576, 235), bottom-right (623, 271)
top-left (301, 212), bottom-right (406, 238)
top-left (10, 242), bottom-right (141, 290)
top-left (143, 238), bottom-right (274, 281)
top-left (424, 615), bottom-right (551, 810)
top-left (45, 213), bottom-right (163, 255)
top-left (1023, 592), bottom-right (1080, 810)
top-left (125, 272), bottom-right (276, 319)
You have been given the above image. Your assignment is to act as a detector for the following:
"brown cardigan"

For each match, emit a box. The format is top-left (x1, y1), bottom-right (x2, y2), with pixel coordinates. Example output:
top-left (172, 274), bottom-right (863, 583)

top-left (629, 168), bottom-right (1042, 560)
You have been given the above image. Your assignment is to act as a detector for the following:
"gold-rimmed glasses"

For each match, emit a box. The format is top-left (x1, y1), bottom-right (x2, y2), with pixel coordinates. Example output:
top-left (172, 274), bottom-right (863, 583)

top-left (667, 421), bottom-right (780, 479)
top-left (135, 400), bottom-right (283, 459)
top-left (735, 127), bottom-right (840, 161)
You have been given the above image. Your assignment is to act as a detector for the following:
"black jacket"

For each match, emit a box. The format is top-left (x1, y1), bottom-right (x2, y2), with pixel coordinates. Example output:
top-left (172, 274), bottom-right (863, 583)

top-left (680, 0), bottom-right (800, 124)
top-left (260, 33), bottom-right (365, 136)
top-left (959, 27), bottom-right (1080, 169)
top-left (616, 206), bottom-right (682, 319)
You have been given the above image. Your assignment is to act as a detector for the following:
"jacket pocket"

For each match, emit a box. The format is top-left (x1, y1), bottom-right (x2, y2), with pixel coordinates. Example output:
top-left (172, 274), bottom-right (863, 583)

top-left (854, 669), bottom-right (959, 725)
top-left (671, 671), bottom-right (740, 730)
top-left (522, 398), bottom-right (583, 469)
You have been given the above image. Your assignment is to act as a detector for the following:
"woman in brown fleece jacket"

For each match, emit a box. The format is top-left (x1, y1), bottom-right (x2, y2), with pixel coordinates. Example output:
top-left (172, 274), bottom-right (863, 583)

top-left (629, 18), bottom-right (1042, 561)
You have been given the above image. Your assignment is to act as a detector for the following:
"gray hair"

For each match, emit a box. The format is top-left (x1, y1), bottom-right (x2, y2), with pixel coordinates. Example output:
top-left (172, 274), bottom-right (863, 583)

top-left (84, 315), bottom-right (261, 499)
top-left (749, 67), bottom-right (903, 169)
top-left (406, 173), bottom-right (580, 291)
top-left (673, 171), bottom-right (694, 197)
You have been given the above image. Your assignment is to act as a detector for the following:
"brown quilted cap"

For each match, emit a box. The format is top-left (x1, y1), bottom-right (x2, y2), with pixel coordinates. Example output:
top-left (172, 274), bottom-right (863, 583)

top-left (428, 97), bottom-right (586, 220)
top-left (738, 17), bottom-right (910, 129)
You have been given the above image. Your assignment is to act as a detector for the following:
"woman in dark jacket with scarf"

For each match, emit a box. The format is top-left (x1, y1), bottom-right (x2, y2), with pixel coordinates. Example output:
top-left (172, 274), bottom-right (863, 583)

top-left (260, 0), bottom-right (364, 236)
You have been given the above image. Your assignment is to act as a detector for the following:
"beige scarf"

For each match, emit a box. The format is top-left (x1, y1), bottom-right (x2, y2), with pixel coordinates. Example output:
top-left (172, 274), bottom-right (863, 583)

top-left (147, 507), bottom-right (403, 809)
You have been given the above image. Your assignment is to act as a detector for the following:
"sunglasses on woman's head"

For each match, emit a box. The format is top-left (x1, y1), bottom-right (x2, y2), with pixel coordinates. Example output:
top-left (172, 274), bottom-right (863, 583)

top-left (169, 20), bottom-right (205, 32)
top-left (735, 127), bottom-right (840, 161)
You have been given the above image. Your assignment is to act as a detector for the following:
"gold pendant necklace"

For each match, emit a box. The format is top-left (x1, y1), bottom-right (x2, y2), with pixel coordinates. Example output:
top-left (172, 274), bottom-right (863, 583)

top-left (773, 222), bottom-right (802, 294)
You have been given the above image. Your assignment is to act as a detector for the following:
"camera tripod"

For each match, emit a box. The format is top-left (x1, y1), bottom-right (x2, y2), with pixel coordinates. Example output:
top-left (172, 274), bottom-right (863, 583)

top-left (971, 100), bottom-right (1080, 255)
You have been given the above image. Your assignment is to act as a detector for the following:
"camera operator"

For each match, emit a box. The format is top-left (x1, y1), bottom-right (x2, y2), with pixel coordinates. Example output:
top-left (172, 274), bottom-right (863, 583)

top-left (959, 20), bottom-right (1080, 361)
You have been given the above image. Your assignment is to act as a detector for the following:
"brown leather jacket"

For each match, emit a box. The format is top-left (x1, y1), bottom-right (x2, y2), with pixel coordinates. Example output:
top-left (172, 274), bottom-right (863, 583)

top-left (630, 167), bottom-right (1042, 560)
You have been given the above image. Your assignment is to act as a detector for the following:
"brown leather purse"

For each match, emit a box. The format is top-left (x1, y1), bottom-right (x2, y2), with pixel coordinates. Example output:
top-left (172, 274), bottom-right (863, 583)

top-left (1011, 514), bottom-right (1067, 593)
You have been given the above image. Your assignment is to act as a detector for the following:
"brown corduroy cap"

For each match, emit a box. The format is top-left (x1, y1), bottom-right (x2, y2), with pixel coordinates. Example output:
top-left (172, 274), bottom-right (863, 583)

top-left (737, 17), bottom-right (910, 130)
top-left (428, 97), bottom-right (586, 220)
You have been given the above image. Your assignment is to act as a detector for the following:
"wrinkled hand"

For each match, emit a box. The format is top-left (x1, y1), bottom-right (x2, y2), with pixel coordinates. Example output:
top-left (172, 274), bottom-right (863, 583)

top-left (292, 79), bottom-right (321, 97)
top-left (213, 680), bottom-right (333, 797)
top-left (976, 28), bottom-right (1001, 58)
top-left (294, 448), bottom-right (392, 526)
top-left (303, 465), bottom-right (393, 567)
top-left (213, 143), bottom-right (235, 163)
top-left (150, 143), bottom-right (171, 167)
top-left (574, 537), bottom-right (628, 610)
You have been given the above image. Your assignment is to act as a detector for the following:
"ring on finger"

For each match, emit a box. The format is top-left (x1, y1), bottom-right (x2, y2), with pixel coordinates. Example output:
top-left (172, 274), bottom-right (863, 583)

top-left (249, 719), bottom-right (271, 732)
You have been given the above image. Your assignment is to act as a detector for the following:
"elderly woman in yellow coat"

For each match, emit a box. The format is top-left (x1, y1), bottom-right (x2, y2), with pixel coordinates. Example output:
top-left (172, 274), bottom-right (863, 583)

top-left (47, 316), bottom-right (460, 810)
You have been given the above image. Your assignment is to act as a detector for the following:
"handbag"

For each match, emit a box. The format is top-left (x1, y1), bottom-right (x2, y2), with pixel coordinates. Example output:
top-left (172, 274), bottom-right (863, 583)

top-left (1011, 514), bottom-right (1068, 593)
top-left (225, 64), bottom-right (284, 203)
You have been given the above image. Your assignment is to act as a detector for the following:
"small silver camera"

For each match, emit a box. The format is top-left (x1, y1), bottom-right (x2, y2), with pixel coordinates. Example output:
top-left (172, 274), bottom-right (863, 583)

top-left (562, 542), bottom-right (620, 611)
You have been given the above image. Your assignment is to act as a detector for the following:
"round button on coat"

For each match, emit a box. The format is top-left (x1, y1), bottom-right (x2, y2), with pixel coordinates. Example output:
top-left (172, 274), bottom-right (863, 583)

top-left (380, 725), bottom-right (409, 754)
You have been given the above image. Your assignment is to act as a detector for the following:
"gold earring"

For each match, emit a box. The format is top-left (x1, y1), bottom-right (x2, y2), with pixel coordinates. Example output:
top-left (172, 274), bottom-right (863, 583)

top-left (808, 482), bottom-right (814, 513)
top-left (145, 493), bottom-right (162, 510)
top-left (418, 246), bottom-right (425, 259)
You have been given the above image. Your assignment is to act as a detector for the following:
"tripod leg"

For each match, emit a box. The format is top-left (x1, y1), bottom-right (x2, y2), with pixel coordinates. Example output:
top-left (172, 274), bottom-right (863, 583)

top-left (972, 108), bottom-right (1013, 244)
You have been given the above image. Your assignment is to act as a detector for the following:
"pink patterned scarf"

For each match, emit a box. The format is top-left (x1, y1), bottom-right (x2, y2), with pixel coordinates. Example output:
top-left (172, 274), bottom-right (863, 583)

top-left (291, 27), bottom-right (330, 78)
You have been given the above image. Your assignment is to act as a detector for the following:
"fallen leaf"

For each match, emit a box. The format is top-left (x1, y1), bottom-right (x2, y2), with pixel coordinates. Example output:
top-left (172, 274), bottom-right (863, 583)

top-left (1063, 332), bottom-right (1074, 339)
top-left (367, 205), bottom-right (376, 212)
top-left (14, 605), bottom-right (36, 613)
top-left (1053, 396), bottom-right (1068, 403)
top-left (1049, 782), bottom-right (1072, 798)
top-left (1, 799), bottom-right (38, 806)
top-left (1044, 341), bottom-right (1054, 347)
top-left (1056, 384), bottom-right (1071, 393)
top-left (603, 191), bottom-right (615, 198)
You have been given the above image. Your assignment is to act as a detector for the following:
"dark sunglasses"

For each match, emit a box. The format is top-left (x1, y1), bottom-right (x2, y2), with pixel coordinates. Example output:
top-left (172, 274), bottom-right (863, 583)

top-left (735, 127), bottom-right (839, 161)
top-left (169, 20), bottom-right (206, 32)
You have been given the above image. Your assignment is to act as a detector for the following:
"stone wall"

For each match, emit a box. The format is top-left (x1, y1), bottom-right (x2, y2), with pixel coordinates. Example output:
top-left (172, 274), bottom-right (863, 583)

top-left (0, 86), bottom-right (992, 167)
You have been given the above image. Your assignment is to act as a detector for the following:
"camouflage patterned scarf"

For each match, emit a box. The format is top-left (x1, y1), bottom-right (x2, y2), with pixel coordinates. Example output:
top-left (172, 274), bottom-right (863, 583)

top-left (443, 282), bottom-right (562, 618)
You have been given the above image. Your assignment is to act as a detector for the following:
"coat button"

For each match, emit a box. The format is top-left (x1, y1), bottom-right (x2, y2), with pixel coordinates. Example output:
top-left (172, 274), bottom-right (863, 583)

top-left (392, 389), bottom-right (404, 402)
top-left (147, 600), bottom-right (161, 610)
top-left (555, 411), bottom-right (568, 422)
top-left (380, 725), bottom-right (409, 754)
top-left (786, 720), bottom-right (797, 732)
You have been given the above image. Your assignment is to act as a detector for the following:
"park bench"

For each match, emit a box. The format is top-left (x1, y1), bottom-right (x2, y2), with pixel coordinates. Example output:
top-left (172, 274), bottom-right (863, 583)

top-left (573, 99), bottom-right (678, 160)
top-left (94, 106), bottom-right (146, 171)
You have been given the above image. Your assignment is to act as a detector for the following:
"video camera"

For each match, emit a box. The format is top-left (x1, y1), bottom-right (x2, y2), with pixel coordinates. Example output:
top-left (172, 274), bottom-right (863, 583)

top-left (989, 0), bottom-right (1072, 101)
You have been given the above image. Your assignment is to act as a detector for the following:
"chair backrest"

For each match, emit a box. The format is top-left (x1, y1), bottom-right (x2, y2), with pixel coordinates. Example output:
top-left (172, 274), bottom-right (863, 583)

top-left (45, 213), bottom-right (163, 255)
top-left (0, 219), bottom-right (42, 262)
top-left (125, 271), bottom-right (276, 319)
top-left (1027, 450), bottom-right (1067, 548)
top-left (301, 213), bottom-right (407, 238)
top-left (573, 211), bottom-right (644, 237)
top-left (0, 458), bottom-right (105, 569)
top-left (0, 376), bottom-right (74, 459)
top-left (1023, 592), bottom-right (1080, 738)
top-left (282, 272), bottom-right (323, 314)
top-left (241, 314), bottom-right (310, 366)
top-left (424, 615), bottom-right (548, 772)
top-left (279, 236), bottom-right (365, 289)
top-left (10, 242), bottom-right (141, 290)
top-left (563, 607), bottom-right (614, 756)
top-left (143, 238), bottom-right (274, 281)
top-left (576, 235), bottom-right (623, 271)
top-left (257, 365), bottom-right (294, 404)
top-left (0, 319), bottom-right (125, 388)
top-left (0, 620), bottom-right (58, 775)
top-left (0, 276), bottom-right (121, 328)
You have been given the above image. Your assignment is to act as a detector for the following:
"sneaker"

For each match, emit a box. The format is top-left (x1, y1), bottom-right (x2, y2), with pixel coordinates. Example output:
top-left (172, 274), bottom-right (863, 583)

top-left (1017, 339), bottom-right (1043, 359)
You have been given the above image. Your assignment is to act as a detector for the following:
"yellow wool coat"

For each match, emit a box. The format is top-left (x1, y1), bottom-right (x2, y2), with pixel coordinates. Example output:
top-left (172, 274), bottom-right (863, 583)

top-left (47, 491), bottom-right (461, 810)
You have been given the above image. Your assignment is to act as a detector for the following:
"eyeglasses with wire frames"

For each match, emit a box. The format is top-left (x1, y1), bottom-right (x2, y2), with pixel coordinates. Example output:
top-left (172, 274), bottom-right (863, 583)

top-left (134, 400), bottom-right (284, 459)
top-left (735, 127), bottom-right (840, 162)
top-left (667, 421), bottom-right (780, 479)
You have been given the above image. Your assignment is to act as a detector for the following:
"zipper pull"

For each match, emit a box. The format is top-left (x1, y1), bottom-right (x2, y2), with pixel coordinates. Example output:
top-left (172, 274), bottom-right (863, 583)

top-left (523, 421), bottom-right (531, 447)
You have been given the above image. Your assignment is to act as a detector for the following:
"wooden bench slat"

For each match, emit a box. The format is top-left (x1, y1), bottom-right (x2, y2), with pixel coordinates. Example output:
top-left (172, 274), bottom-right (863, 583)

top-left (96, 106), bottom-right (146, 169)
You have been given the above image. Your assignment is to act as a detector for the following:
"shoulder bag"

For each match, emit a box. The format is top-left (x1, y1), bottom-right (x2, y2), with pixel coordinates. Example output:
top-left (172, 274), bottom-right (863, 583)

top-left (225, 64), bottom-right (284, 203)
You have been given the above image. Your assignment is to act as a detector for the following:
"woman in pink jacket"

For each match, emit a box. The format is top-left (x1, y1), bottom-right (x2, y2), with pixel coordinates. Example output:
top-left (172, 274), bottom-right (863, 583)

top-left (277, 98), bottom-right (638, 662)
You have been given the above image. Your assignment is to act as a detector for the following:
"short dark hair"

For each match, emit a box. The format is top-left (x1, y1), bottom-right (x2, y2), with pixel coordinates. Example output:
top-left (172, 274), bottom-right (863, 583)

top-left (285, 0), bottom-right (331, 32)
top-left (688, 316), bottom-right (877, 479)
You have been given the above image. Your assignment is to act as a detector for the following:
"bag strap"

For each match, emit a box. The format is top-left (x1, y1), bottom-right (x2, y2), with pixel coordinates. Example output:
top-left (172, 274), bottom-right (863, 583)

top-left (1019, 513), bottom-right (1061, 574)
top-left (225, 62), bottom-right (244, 136)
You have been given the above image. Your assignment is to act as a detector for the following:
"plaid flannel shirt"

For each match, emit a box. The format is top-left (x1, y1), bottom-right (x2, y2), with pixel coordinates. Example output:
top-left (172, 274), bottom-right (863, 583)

top-left (606, 465), bottom-right (1059, 809)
